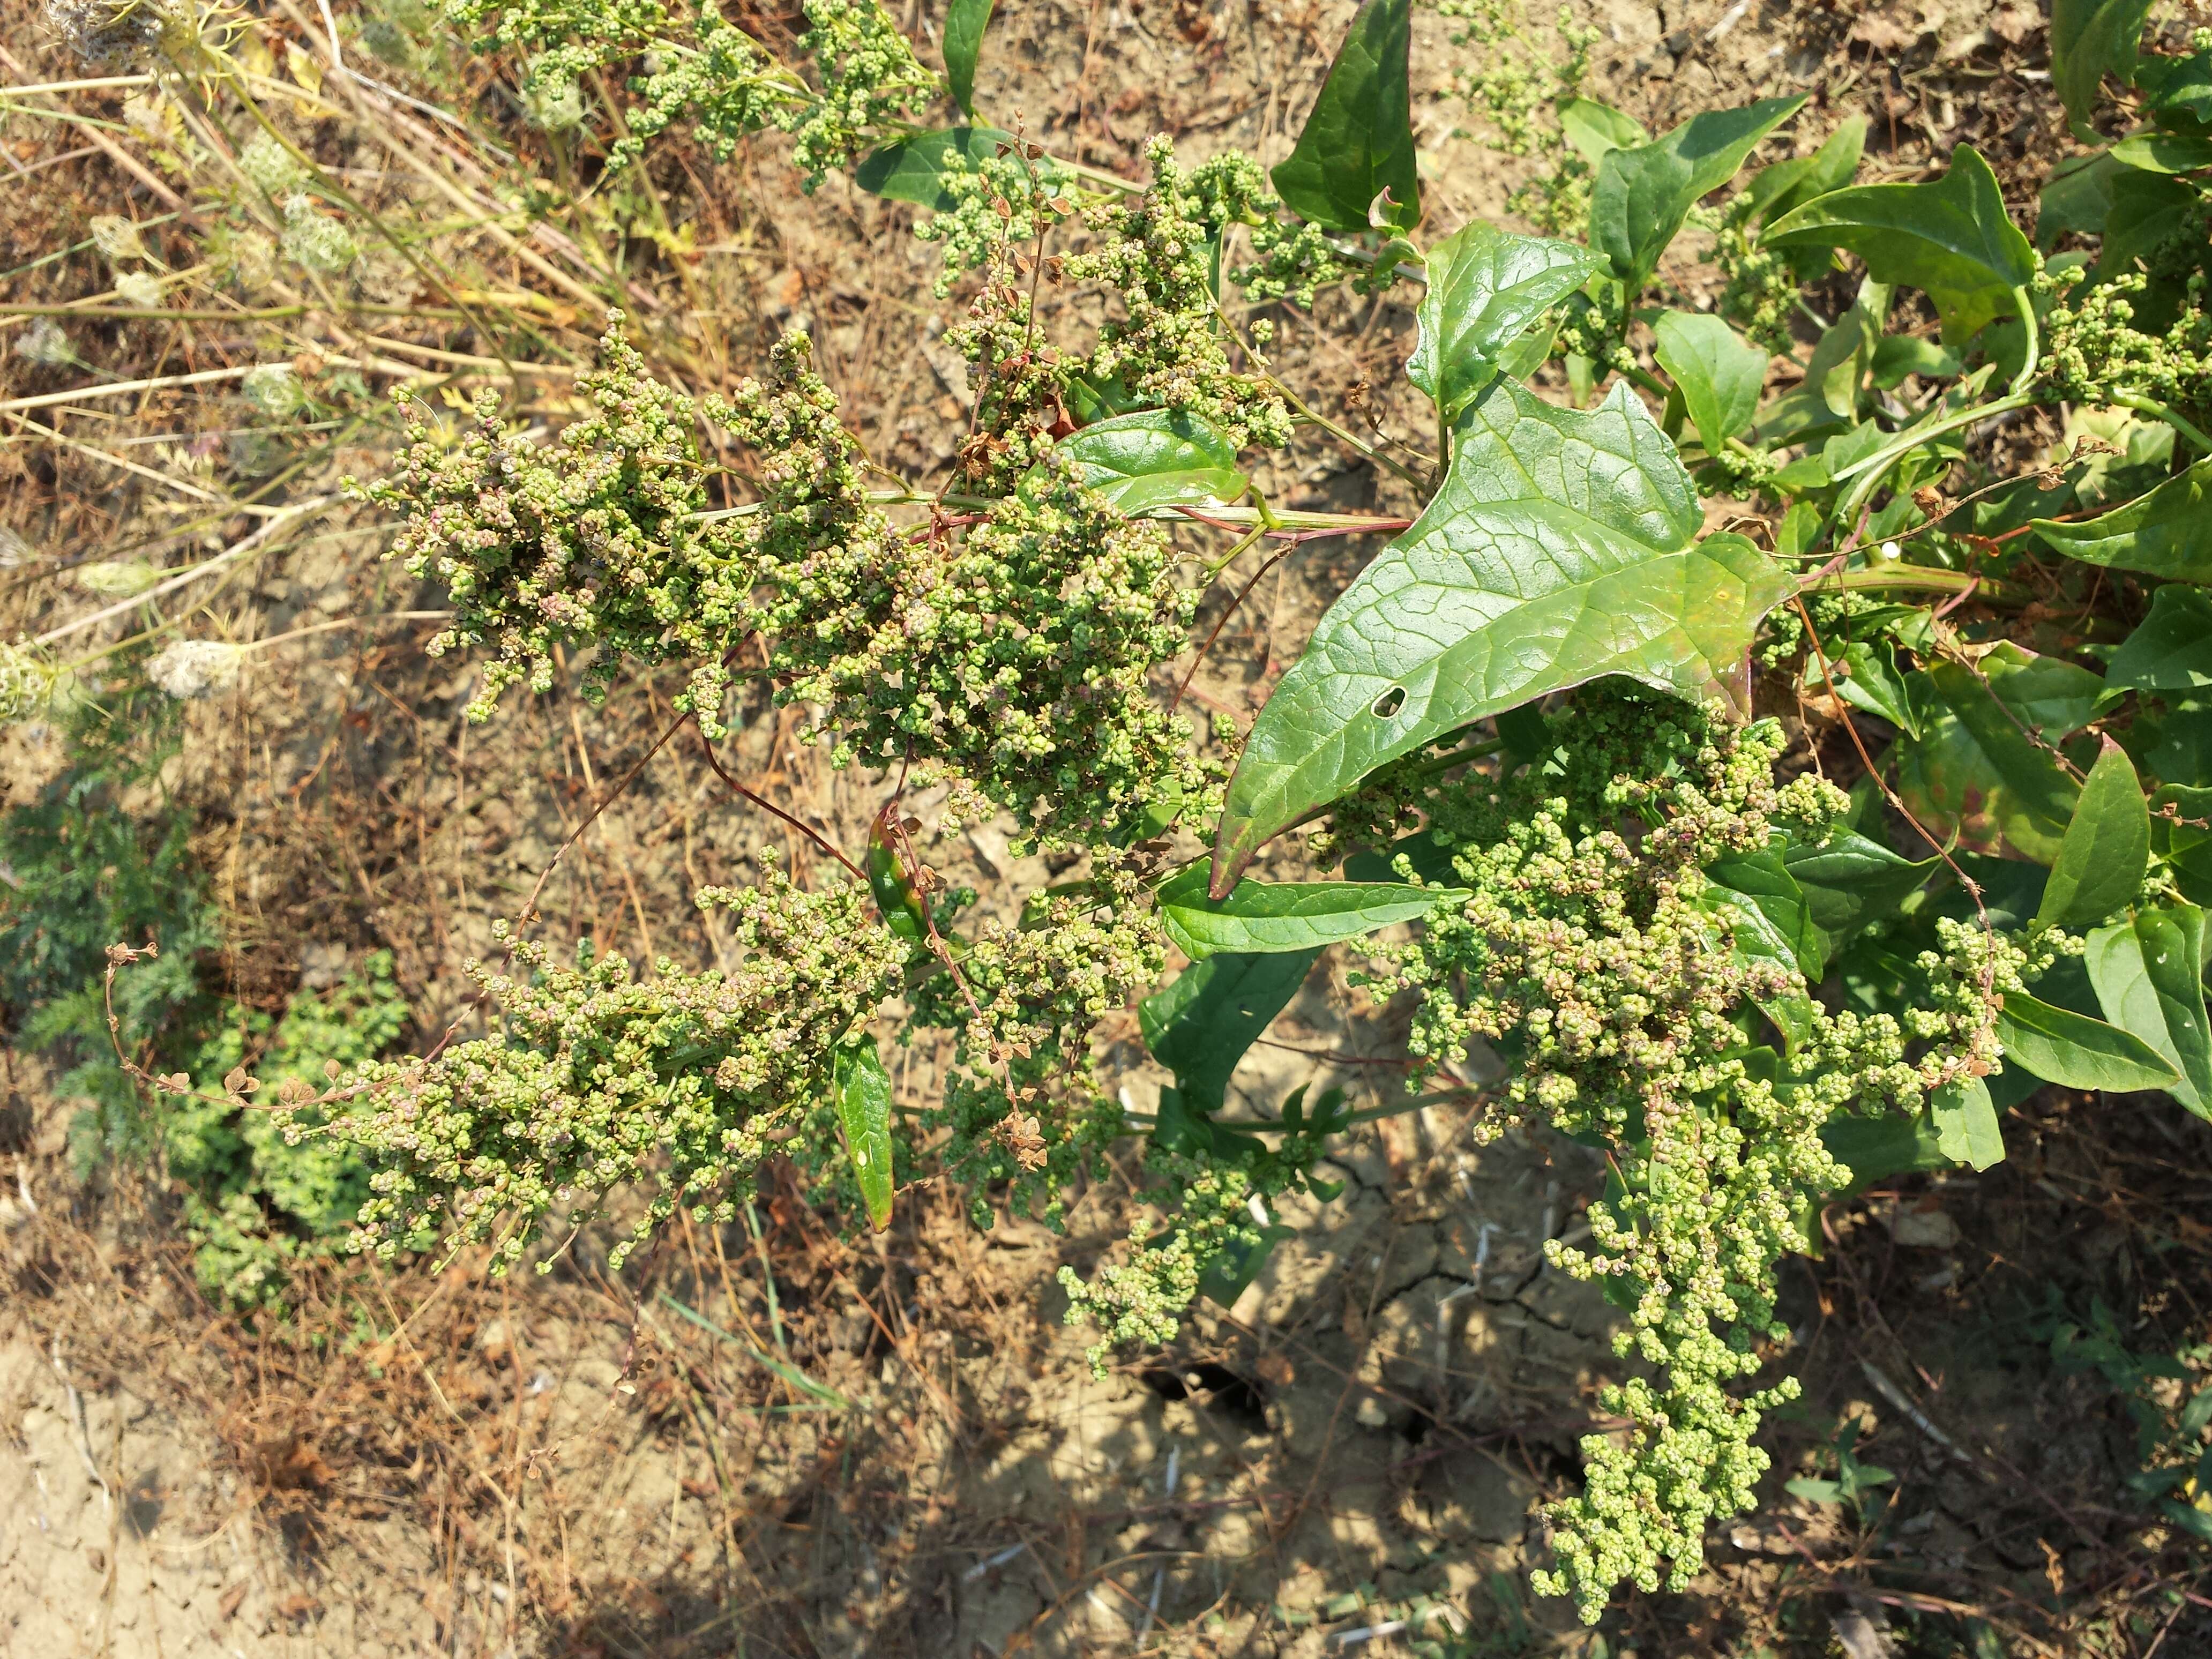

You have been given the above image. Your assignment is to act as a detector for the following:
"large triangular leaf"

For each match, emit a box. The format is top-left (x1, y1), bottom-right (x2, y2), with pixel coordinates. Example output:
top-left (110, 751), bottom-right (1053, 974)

top-left (1157, 864), bottom-right (1464, 960)
top-left (1707, 844), bottom-right (1825, 976)
top-left (1407, 223), bottom-right (1600, 423)
top-left (2052, 0), bottom-right (2156, 132)
top-left (1932, 1076), bottom-right (2006, 1170)
top-left (2139, 48), bottom-right (2212, 123)
top-left (2034, 459), bottom-right (2212, 581)
top-left (2109, 586), bottom-right (2212, 690)
top-left (1652, 311), bottom-right (1767, 452)
top-left (1270, 0), bottom-right (1420, 233)
top-left (1744, 115), bottom-right (1867, 227)
top-left (1140, 950), bottom-right (1319, 1114)
top-left (1056, 409), bottom-right (1248, 515)
top-left (1890, 647), bottom-right (2100, 864)
top-left (2108, 130), bottom-right (2212, 173)
top-left (1821, 1110), bottom-right (1951, 1189)
top-left (1765, 145), bottom-right (2036, 341)
top-left (2035, 736), bottom-right (2149, 928)
top-left (1589, 95), bottom-right (1806, 288)
top-left (853, 126), bottom-right (1011, 211)
top-left (1210, 378), bottom-right (1795, 888)
top-left (1997, 990), bottom-right (2182, 1092)
top-left (1781, 828), bottom-right (1935, 938)
top-left (1557, 97), bottom-right (1648, 166)
top-left (2087, 903), bottom-right (2212, 1117)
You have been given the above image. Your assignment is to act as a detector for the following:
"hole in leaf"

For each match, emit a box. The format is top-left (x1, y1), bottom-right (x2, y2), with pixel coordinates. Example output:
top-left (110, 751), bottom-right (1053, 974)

top-left (1371, 686), bottom-right (1406, 719)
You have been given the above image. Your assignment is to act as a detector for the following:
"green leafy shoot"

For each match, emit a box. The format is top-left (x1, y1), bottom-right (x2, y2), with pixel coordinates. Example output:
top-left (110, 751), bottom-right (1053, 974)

top-left (1269, 0), bottom-right (1420, 231)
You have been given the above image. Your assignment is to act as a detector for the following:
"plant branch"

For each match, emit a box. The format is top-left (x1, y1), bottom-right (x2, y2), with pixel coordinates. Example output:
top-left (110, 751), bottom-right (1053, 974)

top-left (693, 721), bottom-right (865, 882)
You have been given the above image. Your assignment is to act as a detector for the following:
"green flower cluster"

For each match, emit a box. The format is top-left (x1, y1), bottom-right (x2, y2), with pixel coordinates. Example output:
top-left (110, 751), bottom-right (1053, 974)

top-left (1059, 1153), bottom-right (1260, 1356)
top-left (720, 335), bottom-right (1208, 847)
top-left (917, 857), bottom-right (1169, 1222)
top-left (352, 316), bottom-right (745, 733)
top-left (780, 0), bottom-right (937, 183)
top-left (2041, 258), bottom-right (2212, 409)
top-left (1057, 1087), bottom-right (1348, 1366)
top-left (617, 6), bottom-right (789, 169)
top-left (913, 144), bottom-right (1075, 294)
top-left (1060, 141), bottom-right (1296, 450)
top-left (1358, 689), bottom-right (2029, 1620)
top-left (1430, 0), bottom-right (1601, 235)
top-left (1703, 193), bottom-right (1798, 356)
top-left (295, 858), bottom-right (911, 1272)
top-left (440, 0), bottom-right (930, 182)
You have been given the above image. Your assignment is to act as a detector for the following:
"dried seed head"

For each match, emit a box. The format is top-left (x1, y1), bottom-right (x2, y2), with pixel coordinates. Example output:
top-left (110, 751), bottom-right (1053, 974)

top-left (89, 214), bottom-right (146, 264)
top-left (146, 639), bottom-right (244, 699)
top-left (13, 318), bottom-right (72, 369)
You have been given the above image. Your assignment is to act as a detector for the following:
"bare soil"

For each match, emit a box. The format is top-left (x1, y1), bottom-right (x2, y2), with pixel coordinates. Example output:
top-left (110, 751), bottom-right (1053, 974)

top-left (3, 0), bottom-right (2210, 1655)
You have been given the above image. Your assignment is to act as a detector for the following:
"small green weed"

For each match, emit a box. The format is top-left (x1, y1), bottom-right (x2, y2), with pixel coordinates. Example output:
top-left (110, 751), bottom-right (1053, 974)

top-left (0, 685), bottom-right (407, 1307)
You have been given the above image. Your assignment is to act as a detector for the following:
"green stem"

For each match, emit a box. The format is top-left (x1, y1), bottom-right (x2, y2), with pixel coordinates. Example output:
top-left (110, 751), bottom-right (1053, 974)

top-left (1621, 362), bottom-right (1670, 402)
top-left (2007, 285), bottom-right (2039, 398)
top-left (2110, 392), bottom-right (2212, 455)
top-left (1268, 376), bottom-right (1432, 490)
top-left (1832, 391), bottom-right (2037, 525)
top-left (1811, 565), bottom-right (2027, 603)
top-left (686, 492), bottom-right (1408, 536)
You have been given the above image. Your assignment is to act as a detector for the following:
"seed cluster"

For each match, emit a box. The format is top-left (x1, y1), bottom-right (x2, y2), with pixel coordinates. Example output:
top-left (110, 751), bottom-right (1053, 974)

top-left (2041, 249), bottom-right (2212, 409)
top-left (1062, 141), bottom-right (1295, 450)
top-left (721, 334), bottom-right (1208, 848)
top-left (1357, 689), bottom-right (2039, 1619)
top-left (352, 316), bottom-right (745, 731)
top-left (297, 858), bottom-right (911, 1271)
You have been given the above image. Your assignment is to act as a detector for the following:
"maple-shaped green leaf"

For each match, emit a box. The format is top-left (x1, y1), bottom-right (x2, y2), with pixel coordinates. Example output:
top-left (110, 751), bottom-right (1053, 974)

top-left (2034, 459), bottom-right (2212, 581)
top-left (2052, 0), bottom-right (2156, 132)
top-left (1653, 311), bottom-right (1766, 452)
top-left (1765, 145), bottom-right (2036, 341)
top-left (1056, 409), bottom-right (1248, 515)
top-left (2036, 736), bottom-right (2149, 928)
top-left (2088, 903), bottom-right (2212, 1117)
top-left (1407, 223), bottom-right (1601, 423)
top-left (832, 1038), bottom-right (896, 1231)
top-left (1209, 378), bottom-right (1795, 889)
top-left (1140, 950), bottom-right (1319, 1114)
top-left (1997, 990), bottom-right (2181, 1093)
top-left (942, 0), bottom-right (994, 116)
top-left (2110, 586), bottom-right (2212, 690)
top-left (853, 126), bottom-right (1012, 211)
top-left (1271, 0), bottom-right (1420, 233)
top-left (1589, 95), bottom-right (1806, 289)
top-left (1890, 646), bottom-right (2101, 864)
top-left (1157, 864), bottom-right (1464, 959)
